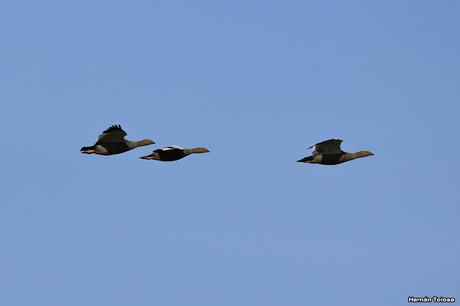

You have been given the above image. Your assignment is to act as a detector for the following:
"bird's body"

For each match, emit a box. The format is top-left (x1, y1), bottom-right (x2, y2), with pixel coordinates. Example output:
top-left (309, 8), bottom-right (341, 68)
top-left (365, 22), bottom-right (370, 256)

top-left (140, 145), bottom-right (209, 162)
top-left (297, 139), bottom-right (373, 165)
top-left (81, 125), bottom-right (155, 156)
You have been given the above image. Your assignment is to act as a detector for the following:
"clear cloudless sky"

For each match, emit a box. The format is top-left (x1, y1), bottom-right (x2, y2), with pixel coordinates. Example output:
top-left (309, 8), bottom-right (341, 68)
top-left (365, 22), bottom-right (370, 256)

top-left (1, 1), bottom-right (459, 305)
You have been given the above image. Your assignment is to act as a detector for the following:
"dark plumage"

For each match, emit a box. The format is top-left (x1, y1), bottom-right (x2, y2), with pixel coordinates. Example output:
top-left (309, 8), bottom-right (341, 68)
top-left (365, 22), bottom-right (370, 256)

top-left (140, 145), bottom-right (209, 162)
top-left (154, 147), bottom-right (188, 161)
top-left (297, 139), bottom-right (374, 165)
top-left (102, 124), bottom-right (125, 134)
top-left (80, 125), bottom-right (155, 156)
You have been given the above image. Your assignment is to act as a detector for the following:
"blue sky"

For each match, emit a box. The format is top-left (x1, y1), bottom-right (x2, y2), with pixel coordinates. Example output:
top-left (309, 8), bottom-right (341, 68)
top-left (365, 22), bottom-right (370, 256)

top-left (1, 1), bottom-right (459, 305)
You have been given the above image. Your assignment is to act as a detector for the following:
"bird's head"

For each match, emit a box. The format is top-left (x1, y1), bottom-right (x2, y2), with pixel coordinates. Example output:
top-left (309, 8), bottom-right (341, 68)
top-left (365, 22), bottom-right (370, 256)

top-left (137, 139), bottom-right (155, 146)
top-left (80, 146), bottom-right (96, 154)
top-left (355, 150), bottom-right (374, 158)
top-left (191, 147), bottom-right (210, 153)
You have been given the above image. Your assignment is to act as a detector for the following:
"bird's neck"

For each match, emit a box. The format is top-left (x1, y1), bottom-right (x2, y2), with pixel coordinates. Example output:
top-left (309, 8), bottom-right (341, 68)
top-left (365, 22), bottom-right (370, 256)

top-left (353, 151), bottom-right (371, 159)
top-left (190, 147), bottom-right (208, 154)
top-left (342, 151), bottom-right (367, 161)
top-left (126, 139), bottom-right (153, 149)
top-left (125, 140), bottom-right (139, 149)
top-left (340, 152), bottom-right (358, 162)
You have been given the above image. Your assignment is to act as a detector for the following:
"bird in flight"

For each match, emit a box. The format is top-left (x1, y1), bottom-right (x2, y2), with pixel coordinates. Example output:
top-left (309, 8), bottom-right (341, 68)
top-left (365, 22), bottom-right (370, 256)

top-left (297, 139), bottom-right (373, 165)
top-left (140, 145), bottom-right (209, 162)
top-left (81, 125), bottom-right (155, 155)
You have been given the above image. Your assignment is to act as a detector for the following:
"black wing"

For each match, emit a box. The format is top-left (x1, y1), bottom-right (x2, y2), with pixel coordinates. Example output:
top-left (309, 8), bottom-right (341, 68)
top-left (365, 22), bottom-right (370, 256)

top-left (309, 139), bottom-right (343, 155)
top-left (97, 124), bottom-right (127, 142)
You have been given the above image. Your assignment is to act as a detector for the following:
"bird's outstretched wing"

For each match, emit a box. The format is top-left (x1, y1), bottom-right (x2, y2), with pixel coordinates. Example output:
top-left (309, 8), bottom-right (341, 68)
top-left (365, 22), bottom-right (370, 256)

top-left (309, 139), bottom-right (343, 155)
top-left (167, 145), bottom-right (186, 150)
top-left (154, 145), bottom-right (186, 153)
top-left (97, 125), bottom-right (127, 142)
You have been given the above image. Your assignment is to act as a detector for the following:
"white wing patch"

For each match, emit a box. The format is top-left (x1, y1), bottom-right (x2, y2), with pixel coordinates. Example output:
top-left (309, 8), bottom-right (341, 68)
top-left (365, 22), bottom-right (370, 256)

top-left (312, 145), bottom-right (320, 155)
top-left (166, 145), bottom-right (186, 150)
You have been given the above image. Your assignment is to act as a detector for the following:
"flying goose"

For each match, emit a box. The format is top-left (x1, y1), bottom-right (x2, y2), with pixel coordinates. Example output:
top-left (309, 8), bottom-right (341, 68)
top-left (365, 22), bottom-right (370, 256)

top-left (297, 139), bottom-right (373, 165)
top-left (140, 145), bottom-right (209, 161)
top-left (81, 125), bottom-right (155, 155)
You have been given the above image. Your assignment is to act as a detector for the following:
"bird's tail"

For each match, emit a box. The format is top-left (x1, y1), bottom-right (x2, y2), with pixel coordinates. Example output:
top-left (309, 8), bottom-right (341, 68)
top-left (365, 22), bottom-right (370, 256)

top-left (297, 155), bottom-right (313, 163)
top-left (140, 154), bottom-right (156, 160)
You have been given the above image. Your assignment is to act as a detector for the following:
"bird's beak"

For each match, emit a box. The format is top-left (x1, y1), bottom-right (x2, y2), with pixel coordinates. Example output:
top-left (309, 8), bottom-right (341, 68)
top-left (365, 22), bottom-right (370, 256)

top-left (81, 149), bottom-right (96, 154)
